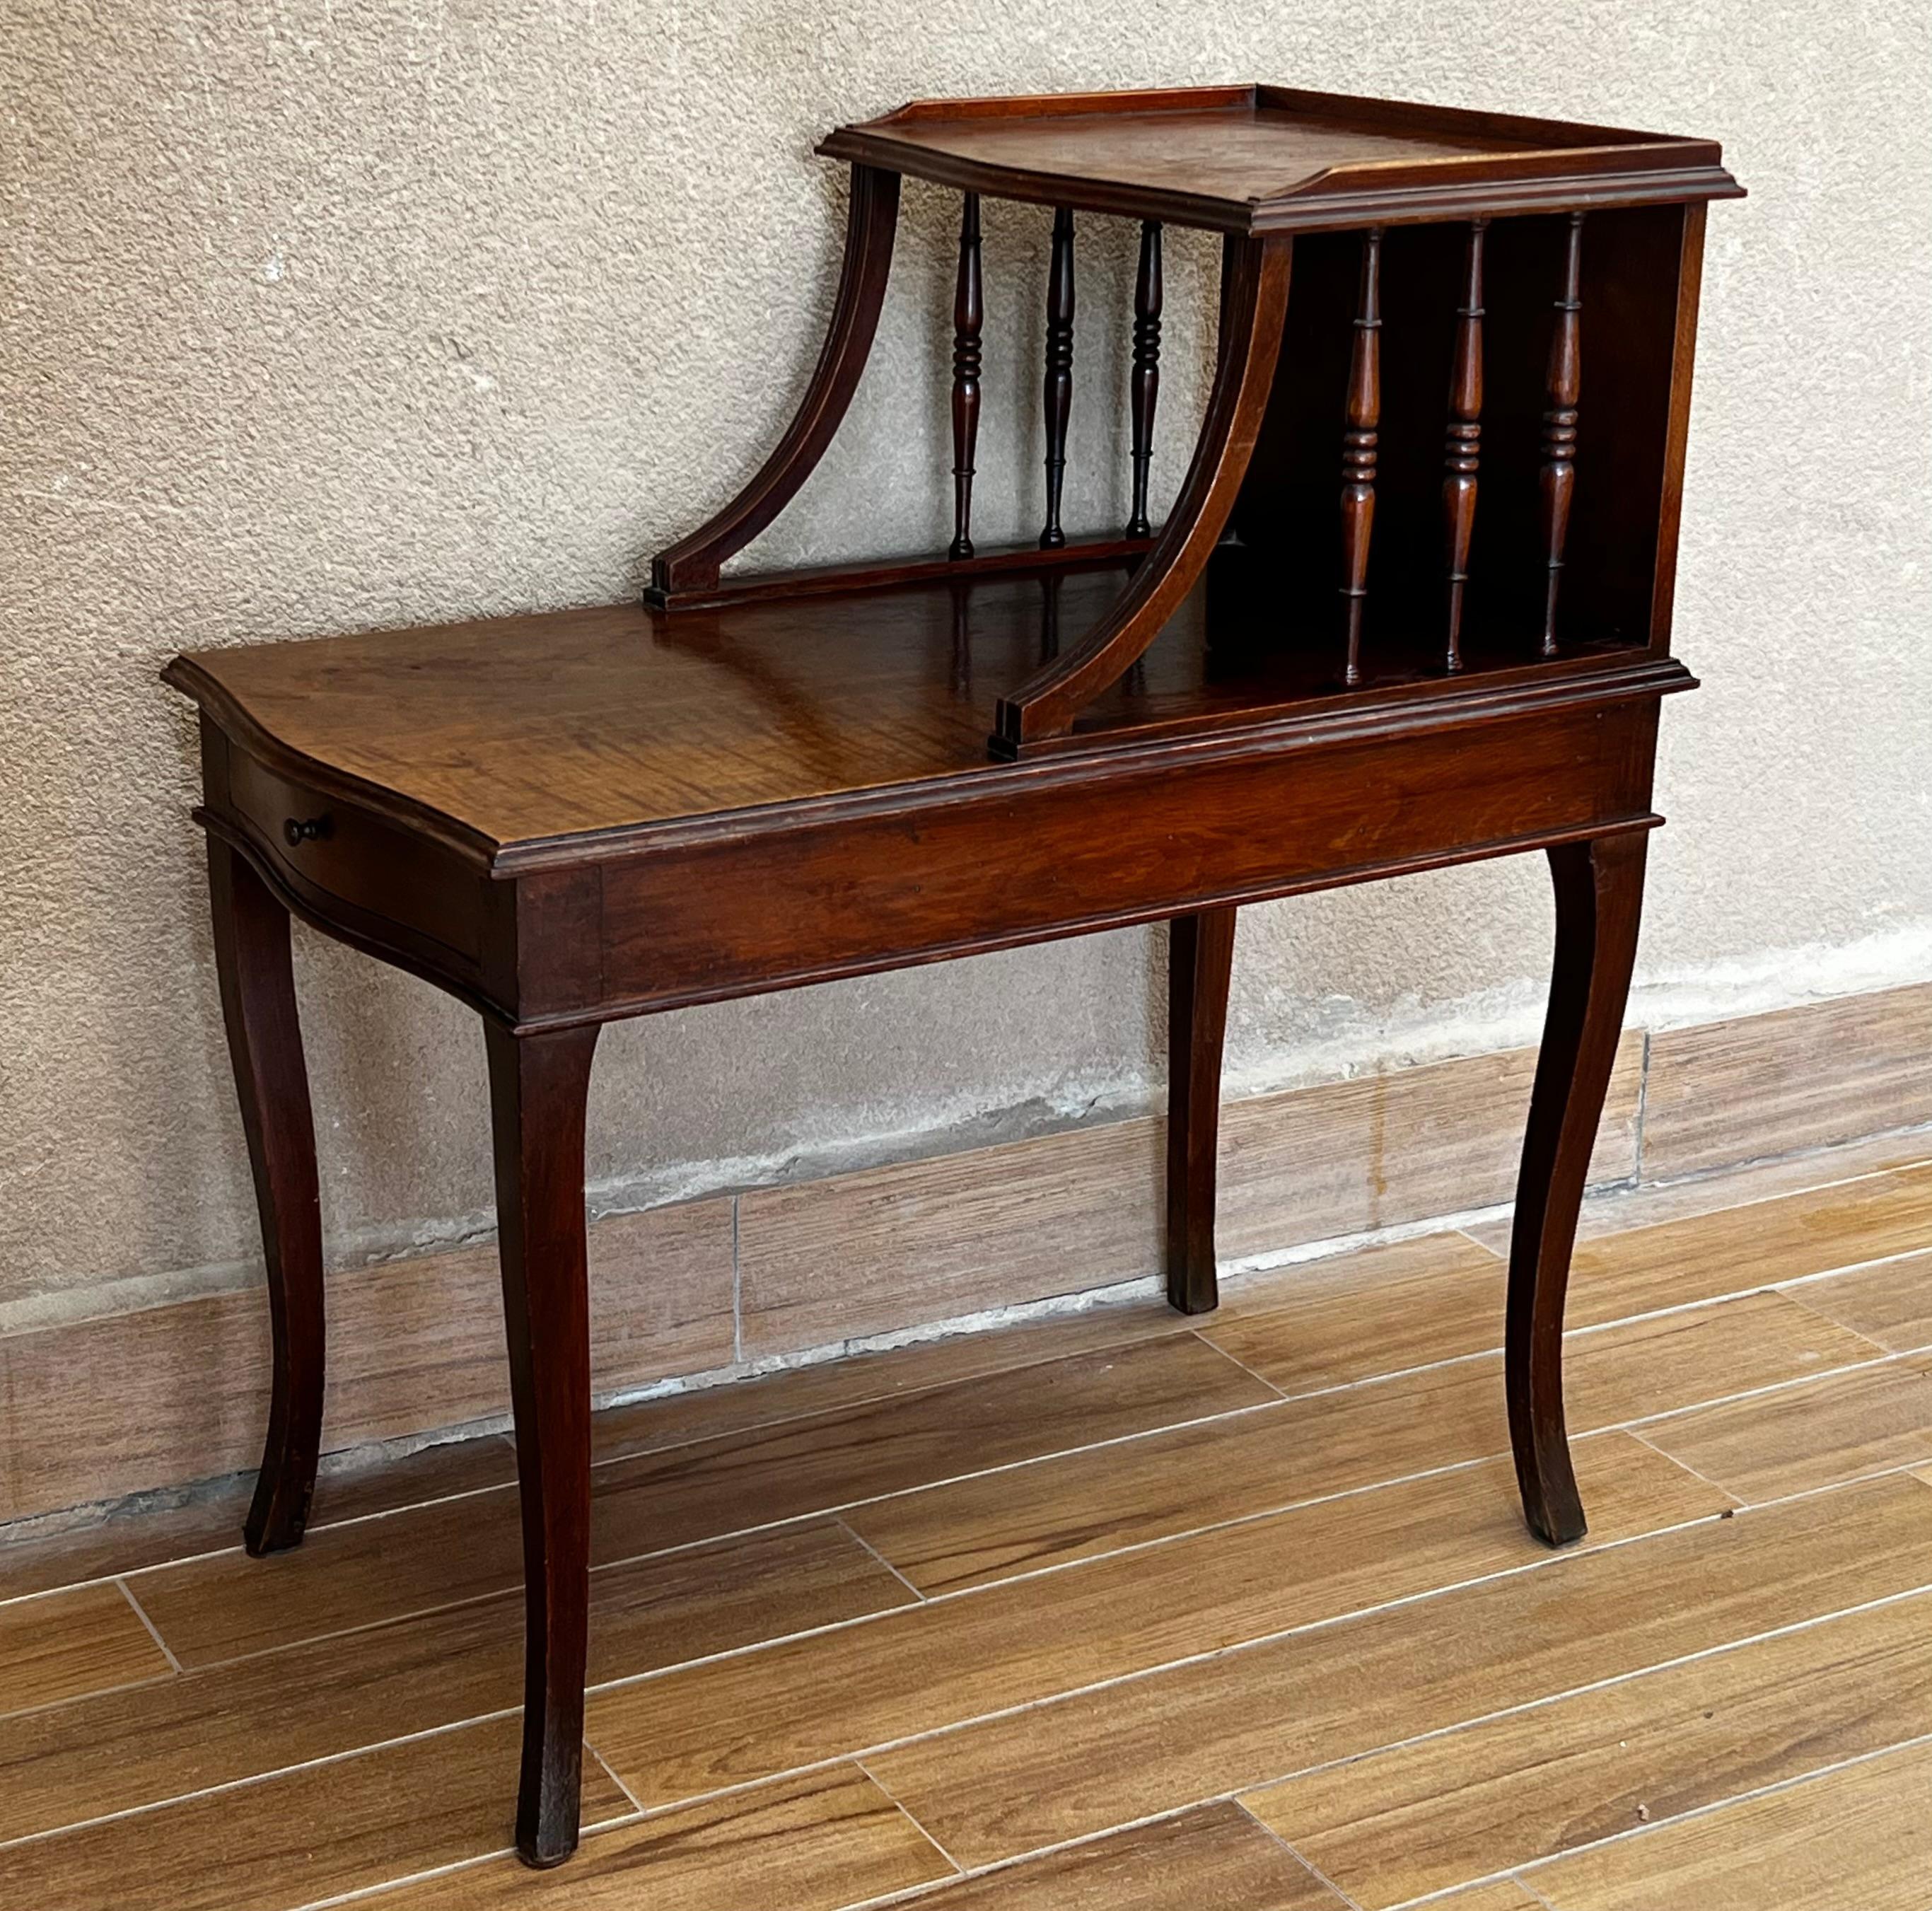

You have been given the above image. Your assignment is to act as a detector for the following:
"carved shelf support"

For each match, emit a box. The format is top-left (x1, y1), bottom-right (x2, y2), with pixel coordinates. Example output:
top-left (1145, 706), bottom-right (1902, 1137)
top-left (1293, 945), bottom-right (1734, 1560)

top-left (991, 235), bottom-right (1292, 756)
top-left (1040, 205), bottom-right (1076, 550)
top-left (948, 192), bottom-right (984, 562)
top-left (1442, 219), bottom-right (1487, 674)
top-left (1339, 227), bottom-right (1383, 688)
top-left (1127, 220), bottom-right (1163, 540)
top-left (647, 165), bottom-right (900, 604)
top-left (1540, 211), bottom-right (1585, 657)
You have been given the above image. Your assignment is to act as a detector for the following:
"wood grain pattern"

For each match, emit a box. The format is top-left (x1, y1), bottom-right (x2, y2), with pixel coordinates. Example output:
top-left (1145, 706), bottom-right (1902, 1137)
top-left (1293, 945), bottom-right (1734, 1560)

top-left (0, 1438), bottom-right (518, 1605)
top-left (0, 1713), bottom-right (630, 1911)
top-left (863, 1473), bottom-right (1932, 1868)
top-left (1558, 1158), bottom-right (1932, 1330)
top-left (0, 1522), bottom-right (907, 1845)
top-left (1641, 982), bottom-right (1932, 1180)
top-left (588, 1433), bottom-right (1719, 1808)
top-left (1206, 1232), bottom-right (1506, 1389)
top-left (127, 1334), bottom-right (1267, 1664)
top-left (360, 1766), bottom-right (952, 1911)
top-left (1639, 1352), bottom-right (1932, 1502)
top-left (206, 835), bottom-right (326, 1556)
top-left (586, 1298), bottom-right (1188, 1465)
top-left (0, 1583), bottom-right (171, 1717)
top-left (1463, 1127), bottom-right (1932, 1253)
top-left (736, 1037), bottom-right (1639, 1363)
top-left (1247, 1588), bottom-right (1932, 1907)
top-left (911, 1802), bottom-right (1347, 1909)
top-left (1793, 1247), bottom-right (1932, 1352)
top-left (847, 1294), bottom-right (1853, 1594)
top-left (1431, 1886), bottom-right (1547, 1909)
top-left (737, 1119), bottom-right (1164, 1355)
top-left (1214, 1033), bottom-right (1643, 1259)
top-left (1521, 1733), bottom-right (1932, 1910)
top-left (0, 1197), bottom-right (731, 1528)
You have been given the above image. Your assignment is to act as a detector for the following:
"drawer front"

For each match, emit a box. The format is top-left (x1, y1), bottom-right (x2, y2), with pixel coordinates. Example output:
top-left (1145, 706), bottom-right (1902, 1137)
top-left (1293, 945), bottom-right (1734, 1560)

top-left (599, 698), bottom-right (1660, 1013)
top-left (226, 749), bottom-right (485, 966)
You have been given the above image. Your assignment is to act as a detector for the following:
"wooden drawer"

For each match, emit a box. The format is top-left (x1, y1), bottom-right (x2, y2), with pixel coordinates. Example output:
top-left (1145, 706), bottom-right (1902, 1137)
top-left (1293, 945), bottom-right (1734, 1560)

top-left (225, 748), bottom-right (485, 966)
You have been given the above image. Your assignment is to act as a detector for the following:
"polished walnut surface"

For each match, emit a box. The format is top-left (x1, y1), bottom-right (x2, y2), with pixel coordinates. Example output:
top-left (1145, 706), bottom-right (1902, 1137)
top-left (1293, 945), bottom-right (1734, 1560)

top-left (819, 86), bottom-right (1740, 233)
top-left (168, 561), bottom-right (1665, 859)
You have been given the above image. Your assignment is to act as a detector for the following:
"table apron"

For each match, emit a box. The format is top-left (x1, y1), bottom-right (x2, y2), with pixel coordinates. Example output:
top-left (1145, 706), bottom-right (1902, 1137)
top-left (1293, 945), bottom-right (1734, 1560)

top-left (571, 697), bottom-right (1659, 1025)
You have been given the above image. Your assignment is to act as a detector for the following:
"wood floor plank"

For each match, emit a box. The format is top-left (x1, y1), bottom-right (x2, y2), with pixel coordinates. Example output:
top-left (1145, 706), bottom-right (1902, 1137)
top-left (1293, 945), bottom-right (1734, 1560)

top-left (1559, 1161), bottom-right (1932, 1331)
top-left (1204, 1234), bottom-right (1506, 1395)
top-left (129, 1333), bottom-right (1267, 1666)
top-left (588, 1300), bottom-right (1190, 1465)
top-left (0, 1714), bottom-right (630, 1911)
top-left (849, 1294), bottom-right (1856, 1596)
top-left (1245, 1587), bottom-right (1932, 1907)
top-left (0, 1581), bottom-right (171, 1716)
top-left (588, 1431), bottom-right (1723, 1808)
top-left (357, 1765), bottom-right (952, 1911)
top-left (1640, 1352), bottom-right (1932, 1502)
top-left (862, 1474), bottom-right (1932, 1869)
top-left (1200, 1281), bottom-right (1871, 1415)
top-left (1523, 1733), bottom-right (1932, 1910)
top-left (1430, 1886), bottom-right (1547, 1909)
top-left (0, 1520), bottom-right (907, 1845)
top-left (1460, 1129), bottom-right (1932, 1255)
top-left (1791, 1247), bottom-right (1932, 1352)
top-left (0, 1435), bottom-right (517, 1606)
top-left (900, 1803), bottom-right (1349, 1910)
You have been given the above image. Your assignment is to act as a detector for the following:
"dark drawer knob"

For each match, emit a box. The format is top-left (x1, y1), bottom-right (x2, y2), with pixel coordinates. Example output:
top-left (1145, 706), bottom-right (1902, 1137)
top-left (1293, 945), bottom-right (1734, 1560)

top-left (283, 815), bottom-right (333, 847)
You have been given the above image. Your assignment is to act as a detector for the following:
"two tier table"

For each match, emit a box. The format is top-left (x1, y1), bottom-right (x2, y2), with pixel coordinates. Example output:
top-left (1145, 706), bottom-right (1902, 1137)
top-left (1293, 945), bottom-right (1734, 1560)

top-left (165, 84), bottom-right (1742, 1866)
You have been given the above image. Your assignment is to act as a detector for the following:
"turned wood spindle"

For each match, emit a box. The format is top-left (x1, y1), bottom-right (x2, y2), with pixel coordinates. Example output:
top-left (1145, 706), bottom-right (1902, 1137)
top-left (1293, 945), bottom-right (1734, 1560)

top-left (1126, 220), bottom-right (1163, 539)
top-left (1540, 212), bottom-right (1585, 657)
top-left (1339, 227), bottom-right (1383, 688)
top-left (1442, 219), bottom-right (1487, 674)
top-left (1040, 205), bottom-right (1076, 550)
top-left (948, 192), bottom-right (984, 562)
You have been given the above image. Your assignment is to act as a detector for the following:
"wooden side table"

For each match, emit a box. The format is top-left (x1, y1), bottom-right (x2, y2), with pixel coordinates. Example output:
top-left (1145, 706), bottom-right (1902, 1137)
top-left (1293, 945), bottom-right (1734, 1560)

top-left (166, 85), bottom-right (1740, 1867)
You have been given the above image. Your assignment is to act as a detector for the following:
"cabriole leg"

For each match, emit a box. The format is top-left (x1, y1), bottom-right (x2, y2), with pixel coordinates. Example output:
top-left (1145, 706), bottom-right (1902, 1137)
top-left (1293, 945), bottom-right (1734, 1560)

top-left (1166, 907), bottom-right (1237, 1315)
top-left (487, 1018), bottom-right (600, 1868)
top-left (208, 838), bottom-right (326, 1558)
top-left (1507, 832), bottom-right (1648, 1546)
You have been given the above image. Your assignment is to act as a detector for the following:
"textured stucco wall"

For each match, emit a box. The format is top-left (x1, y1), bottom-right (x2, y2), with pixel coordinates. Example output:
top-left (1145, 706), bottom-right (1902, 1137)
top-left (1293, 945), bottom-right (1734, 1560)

top-left (4, 2), bottom-right (1929, 1327)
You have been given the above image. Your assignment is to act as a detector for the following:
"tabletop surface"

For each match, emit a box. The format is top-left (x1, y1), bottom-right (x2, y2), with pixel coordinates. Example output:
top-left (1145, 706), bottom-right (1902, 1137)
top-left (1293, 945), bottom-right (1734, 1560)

top-left (817, 86), bottom-right (1738, 231)
top-left (172, 561), bottom-right (1655, 860)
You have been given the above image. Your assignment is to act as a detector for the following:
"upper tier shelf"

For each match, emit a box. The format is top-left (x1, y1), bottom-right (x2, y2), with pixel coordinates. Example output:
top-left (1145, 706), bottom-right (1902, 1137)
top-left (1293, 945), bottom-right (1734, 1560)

top-left (817, 85), bottom-right (1742, 233)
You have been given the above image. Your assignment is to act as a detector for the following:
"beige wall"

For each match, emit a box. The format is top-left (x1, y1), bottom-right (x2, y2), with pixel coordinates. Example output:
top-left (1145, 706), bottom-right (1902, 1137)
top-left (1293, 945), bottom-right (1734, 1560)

top-left (3, 4), bottom-right (1929, 1332)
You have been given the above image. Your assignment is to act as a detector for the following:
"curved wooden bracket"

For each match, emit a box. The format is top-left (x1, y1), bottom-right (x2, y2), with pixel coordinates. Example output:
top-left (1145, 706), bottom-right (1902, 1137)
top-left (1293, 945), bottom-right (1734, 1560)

top-left (647, 165), bottom-right (902, 605)
top-left (990, 235), bottom-right (1291, 757)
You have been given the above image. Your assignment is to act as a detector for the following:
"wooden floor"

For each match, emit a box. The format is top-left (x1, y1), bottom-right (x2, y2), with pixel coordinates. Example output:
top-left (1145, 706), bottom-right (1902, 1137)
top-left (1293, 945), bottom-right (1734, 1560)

top-left (8, 1134), bottom-right (1932, 1909)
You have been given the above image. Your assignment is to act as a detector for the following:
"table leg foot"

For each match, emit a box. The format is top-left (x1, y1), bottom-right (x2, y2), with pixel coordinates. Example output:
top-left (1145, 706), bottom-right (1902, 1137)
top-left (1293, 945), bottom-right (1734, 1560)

top-left (1166, 905), bottom-right (1236, 1315)
top-left (1507, 832), bottom-right (1648, 1547)
top-left (208, 838), bottom-right (326, 1558)
top-left (487, 1019), bottom-right (600, 1868)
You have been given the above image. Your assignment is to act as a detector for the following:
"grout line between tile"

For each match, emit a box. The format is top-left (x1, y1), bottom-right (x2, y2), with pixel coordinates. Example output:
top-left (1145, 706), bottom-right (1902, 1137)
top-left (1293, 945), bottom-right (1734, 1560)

top-left (588, 1740), bottom-right (644, 1816)
top-left (731, 1194), bottom-right (743, 1366)
top-left (113, 1575), bottom-right (182, 1675)
top-left (1631, 1024), bottom-right (1652, 1182)
top-left (837, 1517), bottom-right (929, 1603)
top-left (1187, 1323), bottom-right (1291, 1400)
top-left (1624, 1427), bottom-right (1745, 1504)
top-left (1233, 1797), bottom-right (1370, 1909)
top-left (855, 1755), bottom-right (966, 1877)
